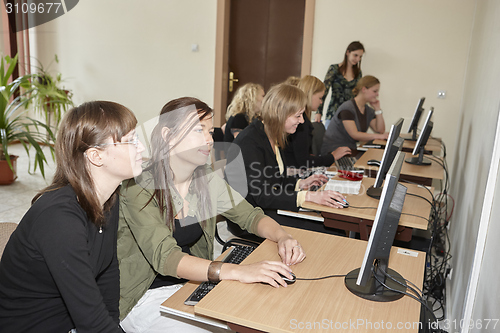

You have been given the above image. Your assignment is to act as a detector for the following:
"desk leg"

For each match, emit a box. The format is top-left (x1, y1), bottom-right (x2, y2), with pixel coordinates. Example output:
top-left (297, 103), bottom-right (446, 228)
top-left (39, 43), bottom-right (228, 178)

top-left (348, 231), bottom-right (356, 238)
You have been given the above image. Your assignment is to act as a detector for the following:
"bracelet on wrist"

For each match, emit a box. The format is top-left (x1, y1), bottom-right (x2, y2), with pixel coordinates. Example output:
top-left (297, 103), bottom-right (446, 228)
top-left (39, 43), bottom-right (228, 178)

top-left (207, 261), bottom-right (224, 283)
top-left (375, 110), bottom-right (383, 115)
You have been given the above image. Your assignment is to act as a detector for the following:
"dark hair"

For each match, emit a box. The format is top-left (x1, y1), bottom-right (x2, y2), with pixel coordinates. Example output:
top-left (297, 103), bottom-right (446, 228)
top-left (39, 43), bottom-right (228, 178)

top-left (33, 101), bottom-right (137, 226)
top-left (339, 41), bottom-right (365, 78)
top-left (146, 97), bottom-right (213, 230)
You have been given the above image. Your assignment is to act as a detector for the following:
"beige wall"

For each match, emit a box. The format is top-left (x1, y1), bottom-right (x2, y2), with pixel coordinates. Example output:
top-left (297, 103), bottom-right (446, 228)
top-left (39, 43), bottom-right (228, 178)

top-left (448, 0), bottom-right (500, 329)
top-left (31, 0), bottom-right (218, 126)
top-left (312, 0), bottom-right (475, 178)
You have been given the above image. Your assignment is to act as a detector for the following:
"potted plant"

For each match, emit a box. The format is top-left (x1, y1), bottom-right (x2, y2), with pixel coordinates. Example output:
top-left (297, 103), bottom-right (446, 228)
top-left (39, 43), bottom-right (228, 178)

top-left (0, 54), bottom-right (55, 185)
top-left (28, 55), bottom-right (74, 132)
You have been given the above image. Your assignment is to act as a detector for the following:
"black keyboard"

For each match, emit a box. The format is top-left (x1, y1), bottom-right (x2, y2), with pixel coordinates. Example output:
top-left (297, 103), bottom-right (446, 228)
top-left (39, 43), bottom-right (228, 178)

top-left (336, 156), bottom-right (357, 171)
top-left (184, 245), bottom-right (256, 305)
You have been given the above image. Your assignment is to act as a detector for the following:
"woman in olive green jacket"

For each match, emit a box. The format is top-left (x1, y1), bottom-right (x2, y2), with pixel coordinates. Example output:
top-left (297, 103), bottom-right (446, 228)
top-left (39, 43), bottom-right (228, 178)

top-left (118, 97), bottom-right (306, 333)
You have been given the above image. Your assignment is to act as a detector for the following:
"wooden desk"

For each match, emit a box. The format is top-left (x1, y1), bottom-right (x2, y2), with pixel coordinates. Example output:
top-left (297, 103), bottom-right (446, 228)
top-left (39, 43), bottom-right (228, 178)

top-left (355, 149), bottom-right (444, 186)
top-left (178, 227), bottom-right (426, 333)
top-left (371, 136), bottom-right (442, 154)
top-left (301, 177), bottom-right (431, 241)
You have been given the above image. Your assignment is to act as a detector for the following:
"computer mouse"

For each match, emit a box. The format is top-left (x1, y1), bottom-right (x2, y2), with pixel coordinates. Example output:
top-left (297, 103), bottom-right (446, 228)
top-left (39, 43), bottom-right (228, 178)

top-left (334, 198), bottom-right (349, 208)
top-left (278, 272), bottom-right (296, 284)
top-left (367, 159), bottom-right (381, 166)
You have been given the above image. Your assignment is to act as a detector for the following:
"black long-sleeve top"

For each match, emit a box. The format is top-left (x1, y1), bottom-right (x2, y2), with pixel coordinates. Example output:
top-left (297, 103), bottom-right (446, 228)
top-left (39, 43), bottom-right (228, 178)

top-left (283, 113), bottom-right (335, 168)
top-left (0, 185), bottom-right (122, 333)
top-left (225, 119), bottom-right (300, 213)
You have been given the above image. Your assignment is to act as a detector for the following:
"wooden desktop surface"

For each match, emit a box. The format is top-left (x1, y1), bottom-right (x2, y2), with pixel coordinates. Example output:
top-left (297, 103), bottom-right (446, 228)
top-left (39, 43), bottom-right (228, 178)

top-left (301, 176), bottom-right (431, 231)
top-left (355, 149), bottom-right (444, 184)
top-left (190, 227), bottom-right (426, 333)
top-left (371, 136), bottom-right (442, 153)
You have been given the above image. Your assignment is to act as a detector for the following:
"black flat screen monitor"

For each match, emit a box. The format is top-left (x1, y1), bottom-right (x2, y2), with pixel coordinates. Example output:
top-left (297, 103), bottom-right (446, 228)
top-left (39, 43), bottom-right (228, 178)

top-left (366, 118), bottom-right (404, 199)
top-left (407, 97), bottom-right (425, 141)
top-left (345, 151), bottom-right (408, 302)
top-left (366, 136), bottom-right (404, 199)
top-left (405, 107), bottom-right (434, 166)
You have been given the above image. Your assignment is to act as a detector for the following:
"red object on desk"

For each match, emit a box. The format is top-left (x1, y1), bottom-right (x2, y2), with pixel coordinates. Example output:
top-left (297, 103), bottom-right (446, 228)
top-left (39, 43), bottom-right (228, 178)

top-left (337, 170), bottom-right (364, 181)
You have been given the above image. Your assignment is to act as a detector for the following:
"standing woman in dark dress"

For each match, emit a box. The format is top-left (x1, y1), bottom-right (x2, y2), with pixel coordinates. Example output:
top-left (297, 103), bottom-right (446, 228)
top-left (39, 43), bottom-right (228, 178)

top-left (0, 101), bottom-right (145, 333)
top-left (319, 41), bottom-right (365, 129)
top-left (224, 83), bottom-right (265, 142)
top-left (284, 75), bottom-right (351, 169)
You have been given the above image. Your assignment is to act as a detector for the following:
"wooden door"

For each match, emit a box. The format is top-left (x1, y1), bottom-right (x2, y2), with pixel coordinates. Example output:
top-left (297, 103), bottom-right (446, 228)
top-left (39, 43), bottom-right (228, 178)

top-left (226, 0), bottom-right (306, 107)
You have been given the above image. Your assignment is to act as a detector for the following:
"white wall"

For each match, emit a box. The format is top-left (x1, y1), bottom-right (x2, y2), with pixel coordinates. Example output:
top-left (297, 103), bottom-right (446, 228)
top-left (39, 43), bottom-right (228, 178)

top-left (312, 0), bottom-right (475, 178)
top-left (447, 0), bottom-right (500, 329)
top-left (31, 0), bottom-right (217, 126)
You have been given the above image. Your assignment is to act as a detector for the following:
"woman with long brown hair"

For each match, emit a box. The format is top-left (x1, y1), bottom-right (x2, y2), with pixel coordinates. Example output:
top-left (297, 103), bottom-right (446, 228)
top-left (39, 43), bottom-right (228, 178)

top-left (0, 101), bottom-right (145, 333)
top-left (118, 97), bottom-right (305, 332)
top-left (319, 41), bottom-right (365, 129)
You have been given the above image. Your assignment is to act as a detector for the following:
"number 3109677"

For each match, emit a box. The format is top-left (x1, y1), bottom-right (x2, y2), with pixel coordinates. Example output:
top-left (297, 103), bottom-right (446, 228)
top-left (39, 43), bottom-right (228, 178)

top-left (5, 2), bottom-right (62, 14)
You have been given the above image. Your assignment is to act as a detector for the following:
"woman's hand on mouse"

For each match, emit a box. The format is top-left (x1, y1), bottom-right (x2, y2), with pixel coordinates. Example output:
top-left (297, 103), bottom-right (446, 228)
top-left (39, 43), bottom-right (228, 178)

top-left (299, 174), bottom-right (328, 190)
top-left (305, 190), bottom-right (346, 208)
top-left (220, 261), bottom-right (294, 288)
top-left (276, 233), bottom-right (306, 266)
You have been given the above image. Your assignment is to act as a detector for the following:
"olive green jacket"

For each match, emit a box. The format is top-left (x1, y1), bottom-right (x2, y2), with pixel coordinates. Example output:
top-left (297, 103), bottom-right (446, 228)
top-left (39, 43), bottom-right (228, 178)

top-left (117, 167), bottom-right (265, 319)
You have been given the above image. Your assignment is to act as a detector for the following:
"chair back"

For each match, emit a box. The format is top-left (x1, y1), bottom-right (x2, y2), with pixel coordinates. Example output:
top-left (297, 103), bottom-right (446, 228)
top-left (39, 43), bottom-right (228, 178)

top-left (0, 222), bottom-right (17, 258)
top-left (311, 122), bottom-right (326, 156)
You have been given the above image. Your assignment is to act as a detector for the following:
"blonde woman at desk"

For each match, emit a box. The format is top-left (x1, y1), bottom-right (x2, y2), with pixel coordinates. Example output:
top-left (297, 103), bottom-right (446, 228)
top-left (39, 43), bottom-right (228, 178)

top-left (225, 84), bottom-right (347, 235)
top-left (224, 83), bottom-right (265, 142)
top-left (118, 97), bottom-right (305, 333)
top-left (283, 75), bottom-right (352, 169)
top-left (0, 101), bottom-right (145, 333)
top-left (321, 75), bottom-right (389, 155)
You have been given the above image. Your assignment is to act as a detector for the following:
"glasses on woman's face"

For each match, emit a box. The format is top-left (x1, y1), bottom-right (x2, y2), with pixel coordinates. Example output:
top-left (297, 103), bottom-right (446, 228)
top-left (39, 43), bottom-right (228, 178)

top-left (95, 133), bottom-right (139, 148)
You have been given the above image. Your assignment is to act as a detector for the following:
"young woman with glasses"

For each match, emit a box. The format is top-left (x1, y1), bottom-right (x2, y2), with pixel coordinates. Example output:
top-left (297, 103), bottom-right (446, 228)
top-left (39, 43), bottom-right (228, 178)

top-left (0, 101), bottom-right (145, 333)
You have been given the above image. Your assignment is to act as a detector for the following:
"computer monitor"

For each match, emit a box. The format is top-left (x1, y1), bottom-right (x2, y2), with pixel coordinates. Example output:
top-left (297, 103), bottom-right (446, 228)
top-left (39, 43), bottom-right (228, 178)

top-left (345, 151), bottom-right (408, 302)
top-left (407, 97), bottom-right (425, 141)
top-left (405, 107), bottom-right (434, 166)
top-left (366, 135), bottom-right (404, 199)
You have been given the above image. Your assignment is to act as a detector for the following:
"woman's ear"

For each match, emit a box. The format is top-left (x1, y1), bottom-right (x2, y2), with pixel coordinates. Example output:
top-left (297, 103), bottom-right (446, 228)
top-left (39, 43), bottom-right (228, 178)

top-left (161, 126), bottom-right (170, 142)
top-left (85, 148), bottom-right (103, 167)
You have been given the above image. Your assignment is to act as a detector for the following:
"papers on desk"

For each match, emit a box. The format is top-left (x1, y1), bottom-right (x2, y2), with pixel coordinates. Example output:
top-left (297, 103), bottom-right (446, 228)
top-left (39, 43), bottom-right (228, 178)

top-left (325, 178), bottom-right (362, 194)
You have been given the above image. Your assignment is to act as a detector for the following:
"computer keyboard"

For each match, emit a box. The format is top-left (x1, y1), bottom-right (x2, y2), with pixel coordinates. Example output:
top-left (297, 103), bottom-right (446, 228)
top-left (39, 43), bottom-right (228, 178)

top-left (336, 156), bottom-right (357, 171)
top-left (184, 245), bottom-right (256, 306)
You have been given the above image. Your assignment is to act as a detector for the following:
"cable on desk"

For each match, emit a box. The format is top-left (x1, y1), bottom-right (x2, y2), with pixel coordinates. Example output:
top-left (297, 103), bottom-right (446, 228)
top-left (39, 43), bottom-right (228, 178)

top-left (296, 274), bottom-right (346, 281)
top-left (400, 212), bottom-right (431, 222)
top-left (374, 269), bottom-right (448, 333)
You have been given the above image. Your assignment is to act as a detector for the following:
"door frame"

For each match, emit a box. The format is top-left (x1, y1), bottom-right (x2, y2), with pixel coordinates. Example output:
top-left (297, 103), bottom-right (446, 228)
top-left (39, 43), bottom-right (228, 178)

top-left (213, 0), bottom-right (316, 127)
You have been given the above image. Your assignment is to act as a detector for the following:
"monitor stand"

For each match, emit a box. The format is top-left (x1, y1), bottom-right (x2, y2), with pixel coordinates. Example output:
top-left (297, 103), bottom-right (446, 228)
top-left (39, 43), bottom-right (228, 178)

top-left (345, 267), bottom-right (407, 302)
top-left (366, 186), bottom-right (382, 200)
top-left (405, 148), bottom-right (431, 166)
top-left (407, 129), bottom-right (418, 141)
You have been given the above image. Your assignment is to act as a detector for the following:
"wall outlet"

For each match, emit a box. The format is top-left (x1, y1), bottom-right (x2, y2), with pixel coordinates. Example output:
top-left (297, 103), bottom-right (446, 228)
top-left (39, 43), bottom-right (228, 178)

top-left (438, 90), bottom-right (446, 99)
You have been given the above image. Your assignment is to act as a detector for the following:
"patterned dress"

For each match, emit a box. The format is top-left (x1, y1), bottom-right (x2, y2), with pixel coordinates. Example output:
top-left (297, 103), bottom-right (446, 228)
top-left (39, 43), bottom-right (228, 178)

top-left (319, 64), bottom-right (362, 121)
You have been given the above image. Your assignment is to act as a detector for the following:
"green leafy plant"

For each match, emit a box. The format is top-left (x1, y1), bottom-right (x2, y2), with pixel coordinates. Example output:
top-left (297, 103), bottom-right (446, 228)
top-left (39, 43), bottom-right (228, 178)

top-left (27, 55), bottom-right (74, 130)
top-left (0, 53), bottom-right (55, 178)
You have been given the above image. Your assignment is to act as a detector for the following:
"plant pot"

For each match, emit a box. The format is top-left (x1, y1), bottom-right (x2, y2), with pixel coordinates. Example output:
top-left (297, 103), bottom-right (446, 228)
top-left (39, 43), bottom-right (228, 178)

top-left (0, 155), bottom-right (18, 185)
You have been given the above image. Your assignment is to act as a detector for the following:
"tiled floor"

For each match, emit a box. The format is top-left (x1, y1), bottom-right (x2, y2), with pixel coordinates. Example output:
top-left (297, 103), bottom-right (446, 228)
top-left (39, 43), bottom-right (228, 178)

top-left (0, 143), bottom-right (233, 257)
top-left (0, 144), bottom-right (56, 223)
